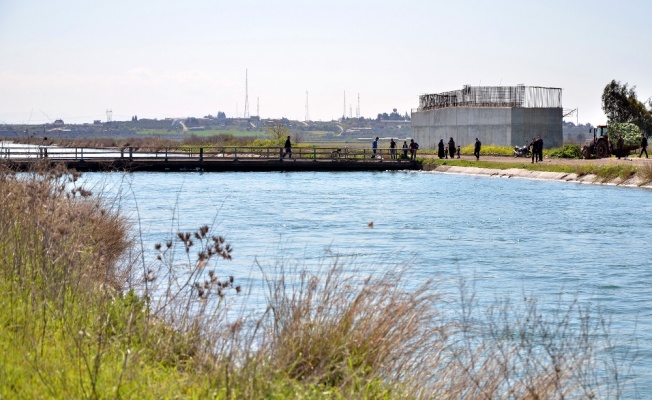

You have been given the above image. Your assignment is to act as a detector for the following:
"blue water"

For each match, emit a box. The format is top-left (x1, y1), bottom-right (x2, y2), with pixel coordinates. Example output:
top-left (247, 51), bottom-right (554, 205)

top-left (80, 170), bottom-right (652, 397)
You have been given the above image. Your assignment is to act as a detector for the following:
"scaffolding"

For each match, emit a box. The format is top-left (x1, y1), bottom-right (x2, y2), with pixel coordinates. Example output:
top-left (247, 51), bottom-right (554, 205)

top-left (418, 85), bottom-right (562, 111)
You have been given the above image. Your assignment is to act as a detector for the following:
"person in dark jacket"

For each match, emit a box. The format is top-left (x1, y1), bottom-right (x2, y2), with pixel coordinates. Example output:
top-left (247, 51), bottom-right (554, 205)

top-left (640, 135), bottom-right (648, 158)
top-left (617, 135), bottom-right (624, 159)
top-left (389, 138), bottom-right (397, 159)
top-left (438, 139), bottom-right (445, 159)
top-left (409, 139), bottom-right (419, 160)
top-left (537, 136), bottom-right (544, 162)
top-left (283, 135), bottom-right (292, 158)
top-left (474, 138), bottom-right (482, 160)
top-left (530, 137), bottom-right (537, 163)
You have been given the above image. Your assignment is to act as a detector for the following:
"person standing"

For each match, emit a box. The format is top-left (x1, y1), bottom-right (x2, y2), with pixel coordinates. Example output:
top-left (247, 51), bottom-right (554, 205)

top-left (283, 135), bottom-right (292, 159)
top-left (640, 134), bottom-right (648, 158)
top-left (402, 141), bottom-right (408, 159)
top-left (389, 138), bottom-right (397, 159)
top-left (530, 137), bottom-right (537, 163)
top-left (537, 136), bottom-right (544, 162)
top-left (474, 137), bottom-right (482, 160)
top-left (456, 145), bottom-right (461, 159)
top-left (617, 135), bottom-right (624, 159)
top-left (409, 139), bottom-right (418, 160)
top-left (448, 137), bottom-right (456, 160)
top-left (372, 137), bottom-right (378, 159)
top-left (438, 139), bottom-right (445, 159)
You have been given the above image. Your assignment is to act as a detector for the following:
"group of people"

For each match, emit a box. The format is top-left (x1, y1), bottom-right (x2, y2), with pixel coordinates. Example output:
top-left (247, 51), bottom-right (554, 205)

top-left (438, 138), bottom-right (458, 159)
top-left (283, 133), bottom-right (648, 162)
top-left (529, 135), bottom-right (544, 163)
top-left (437, 137), bottom-right (482, 161)
top-left (382, 137), bottom-right (419, 160)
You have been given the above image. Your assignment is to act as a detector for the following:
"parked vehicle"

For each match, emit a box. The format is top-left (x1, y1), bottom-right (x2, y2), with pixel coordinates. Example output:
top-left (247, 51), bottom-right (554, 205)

top-left (513, 145), bottom-right (531, 158)
top-left (582, 123), bottom-right (641, 159)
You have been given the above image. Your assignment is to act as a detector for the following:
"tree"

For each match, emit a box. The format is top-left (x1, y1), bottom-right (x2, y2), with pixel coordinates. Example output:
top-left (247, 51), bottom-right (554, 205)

top-left (266, 121), bottom-right (289, 142)
top-left (602, 80), bottom-right (652, 135)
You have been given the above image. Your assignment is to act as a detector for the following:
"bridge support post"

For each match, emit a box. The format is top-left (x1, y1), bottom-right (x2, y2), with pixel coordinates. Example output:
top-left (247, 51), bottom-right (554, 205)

top-left (199, 147), bottom-right (203, 162)
top-left (129, 147), bottom-right (133, 160)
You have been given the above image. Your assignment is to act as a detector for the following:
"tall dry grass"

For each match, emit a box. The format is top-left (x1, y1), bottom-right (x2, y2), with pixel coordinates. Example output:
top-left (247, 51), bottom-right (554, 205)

top-left (0, 164), bottom-right (630, 398)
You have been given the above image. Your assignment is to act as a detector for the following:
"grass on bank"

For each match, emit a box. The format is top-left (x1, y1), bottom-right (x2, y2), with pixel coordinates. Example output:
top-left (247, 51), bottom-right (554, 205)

top-left (420, 156), bottom-right (645, 184)
top-left (0, 165), bottom-right (630, 398)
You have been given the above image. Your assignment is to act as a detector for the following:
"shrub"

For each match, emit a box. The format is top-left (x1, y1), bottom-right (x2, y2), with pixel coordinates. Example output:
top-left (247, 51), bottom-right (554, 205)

top-left (547, 144), bottom-right (583, 159)
top-left (460, 144), bottom-right (513, 156)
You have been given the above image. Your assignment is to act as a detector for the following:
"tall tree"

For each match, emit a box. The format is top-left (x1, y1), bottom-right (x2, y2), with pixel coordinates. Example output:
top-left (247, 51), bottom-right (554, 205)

top-left (602, 80), bottom-right (637, 123)
top-left (602, 80), bottom-right (652, 134)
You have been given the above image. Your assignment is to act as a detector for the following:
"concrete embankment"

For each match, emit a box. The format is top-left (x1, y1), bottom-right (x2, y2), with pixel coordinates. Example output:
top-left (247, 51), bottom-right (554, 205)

top-left (422, 164), bottom-right (652, 189)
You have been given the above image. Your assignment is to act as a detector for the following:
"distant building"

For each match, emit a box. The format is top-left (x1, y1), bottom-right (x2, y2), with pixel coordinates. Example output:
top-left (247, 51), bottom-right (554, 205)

top-left (53, 119), bottom-right (64, 127)
top-left (411, 84), bottom-right (563, 149)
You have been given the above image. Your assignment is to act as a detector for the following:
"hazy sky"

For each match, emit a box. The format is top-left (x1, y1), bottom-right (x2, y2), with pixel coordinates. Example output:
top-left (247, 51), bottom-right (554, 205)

top-left (1, 0), bottom-right (650, 125)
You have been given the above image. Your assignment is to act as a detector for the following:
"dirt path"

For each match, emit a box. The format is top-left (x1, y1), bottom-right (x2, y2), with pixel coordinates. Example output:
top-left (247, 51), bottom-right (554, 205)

top-left (420, 153), bottom-right (652, 188)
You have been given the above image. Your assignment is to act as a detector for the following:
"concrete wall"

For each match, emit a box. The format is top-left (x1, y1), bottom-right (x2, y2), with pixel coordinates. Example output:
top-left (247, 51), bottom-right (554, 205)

top-left (411, 107), bottom-right (562, 150)
top-left (511, 108), bottom-right (563, 148)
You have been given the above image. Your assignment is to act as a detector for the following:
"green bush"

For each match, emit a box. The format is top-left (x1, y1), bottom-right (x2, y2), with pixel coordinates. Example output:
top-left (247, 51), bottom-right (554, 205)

top-left (546, 144), bottom-right (583, 159)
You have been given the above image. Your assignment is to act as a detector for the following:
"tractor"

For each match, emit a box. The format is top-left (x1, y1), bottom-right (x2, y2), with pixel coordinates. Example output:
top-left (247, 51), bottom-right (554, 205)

top-left (582, 123), bottom-right (641, 159)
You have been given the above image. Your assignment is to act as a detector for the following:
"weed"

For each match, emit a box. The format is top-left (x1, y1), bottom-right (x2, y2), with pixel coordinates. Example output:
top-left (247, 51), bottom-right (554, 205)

top-left (0, 165), bottom-right (630, 398)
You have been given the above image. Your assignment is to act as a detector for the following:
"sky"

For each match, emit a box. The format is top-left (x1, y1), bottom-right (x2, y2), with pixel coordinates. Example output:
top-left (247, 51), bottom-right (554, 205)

top-left (1, 0), bottom-right (650, 126)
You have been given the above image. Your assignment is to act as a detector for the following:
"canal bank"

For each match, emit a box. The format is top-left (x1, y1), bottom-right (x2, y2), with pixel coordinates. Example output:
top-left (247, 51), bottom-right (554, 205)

top-left (420, 154), bottom-right (652, 188)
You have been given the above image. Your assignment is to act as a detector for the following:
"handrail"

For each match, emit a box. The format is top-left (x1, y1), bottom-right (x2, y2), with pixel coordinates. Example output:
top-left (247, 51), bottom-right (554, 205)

top-left (0, 146), bottom-right (416, 162)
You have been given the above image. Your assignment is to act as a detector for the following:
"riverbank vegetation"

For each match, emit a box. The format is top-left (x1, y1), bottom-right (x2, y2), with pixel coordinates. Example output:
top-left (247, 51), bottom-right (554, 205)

top-left (420, 156), bottom-right (651, 185)
top-left (0, 165), bottom-right (630, 398)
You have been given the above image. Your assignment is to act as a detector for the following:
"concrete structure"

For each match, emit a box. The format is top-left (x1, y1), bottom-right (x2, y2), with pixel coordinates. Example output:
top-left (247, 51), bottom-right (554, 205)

top-left (411, 85), bottom-right (563, 150)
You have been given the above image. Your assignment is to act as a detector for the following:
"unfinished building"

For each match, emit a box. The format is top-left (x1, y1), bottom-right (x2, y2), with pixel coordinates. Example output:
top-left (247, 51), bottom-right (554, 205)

top-left (410, 85), bottom-right (563, 150)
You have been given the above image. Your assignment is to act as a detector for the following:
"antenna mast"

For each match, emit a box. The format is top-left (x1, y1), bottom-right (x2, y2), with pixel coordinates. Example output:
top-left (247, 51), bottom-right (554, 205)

top-left (257, 97), bottom-right (260, 118)
top-left (305, 91), bottom-right (309, 122)
top-left (244, 69), bottom-right (250, 118)
top-left (356, 93), bottom-right (360, 118)
top-left (343, 91), bottom-right (346, 120)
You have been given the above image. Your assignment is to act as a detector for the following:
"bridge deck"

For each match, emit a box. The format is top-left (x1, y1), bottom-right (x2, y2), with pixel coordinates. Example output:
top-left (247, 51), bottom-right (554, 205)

top-left (0, 145), bottom-right (419, 172)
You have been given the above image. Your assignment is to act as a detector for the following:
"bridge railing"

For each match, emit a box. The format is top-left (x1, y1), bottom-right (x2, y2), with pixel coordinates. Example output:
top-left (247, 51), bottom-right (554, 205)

top-left (0, 146), bottom-right (416, 162)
